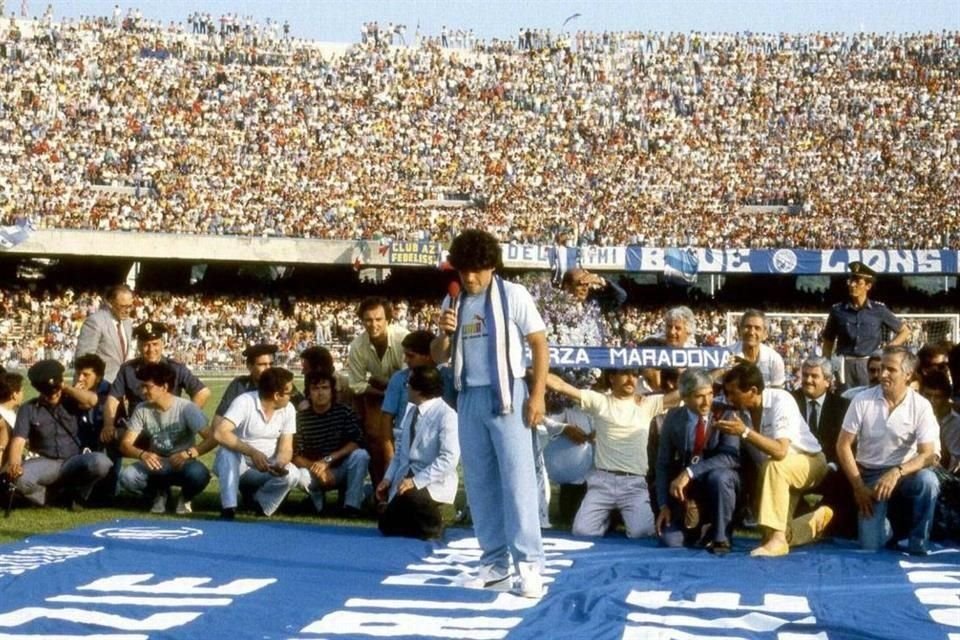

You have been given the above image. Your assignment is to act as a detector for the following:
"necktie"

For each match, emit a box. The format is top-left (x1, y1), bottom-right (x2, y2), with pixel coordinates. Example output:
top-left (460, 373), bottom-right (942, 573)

top-left (808, 401), bottom-right (819, 435)
top-left (693, 415), bottom-right (706, 457)
top-left (408, 409), bottom-right (420, 448)
top-left (117, 321), bottom-right (126, 358)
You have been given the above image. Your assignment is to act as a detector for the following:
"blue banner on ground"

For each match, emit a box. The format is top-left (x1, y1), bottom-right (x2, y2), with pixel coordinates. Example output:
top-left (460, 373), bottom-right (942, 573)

top-left (0, 520), bottom-right (956, 639)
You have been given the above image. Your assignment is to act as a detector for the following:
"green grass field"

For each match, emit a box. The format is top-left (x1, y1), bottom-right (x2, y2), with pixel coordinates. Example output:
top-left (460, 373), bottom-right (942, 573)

top-left (0, 377), bottom-right (380, 544)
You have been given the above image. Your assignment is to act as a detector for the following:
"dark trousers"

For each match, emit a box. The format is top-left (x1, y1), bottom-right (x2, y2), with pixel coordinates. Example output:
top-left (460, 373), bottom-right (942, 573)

top-left (378, 486), bottom-right (444, 540)
top-left (813, 468), bottom-right (859, 539)
top-left (660, 467), bottom-right (740, 547)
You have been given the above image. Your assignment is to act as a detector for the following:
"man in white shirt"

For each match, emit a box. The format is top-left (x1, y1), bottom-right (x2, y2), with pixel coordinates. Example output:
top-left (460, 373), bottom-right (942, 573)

top-left (547, 368), bottom-right (679, 539)
top-left (718, 363), bottom-right (832, 557)
top-left (838, 346), bottom-right (941, 554)
top-left (377, 366), bottom-right (459, 540)
top-left (728, 310), bottom-right (785, 388)
top-left (214, 367), bottom-right (299, 520)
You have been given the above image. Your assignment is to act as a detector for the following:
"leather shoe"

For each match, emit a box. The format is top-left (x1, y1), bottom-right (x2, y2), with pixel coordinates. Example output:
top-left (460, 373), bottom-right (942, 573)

top-left (706, 540), bottom-right (731, 556)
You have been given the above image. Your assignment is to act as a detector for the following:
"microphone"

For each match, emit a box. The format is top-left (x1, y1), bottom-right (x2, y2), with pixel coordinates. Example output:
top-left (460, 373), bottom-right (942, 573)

top-left (447, 279), bottom-right (461, 303)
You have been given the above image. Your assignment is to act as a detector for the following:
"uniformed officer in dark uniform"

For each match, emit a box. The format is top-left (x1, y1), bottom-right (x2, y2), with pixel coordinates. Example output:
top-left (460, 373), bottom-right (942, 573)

top-left (5, 360), bottom-right (112, 508)
top-left (213, 343), bottom-right (279, 425)
top-left (101, 321), bottom-right (211, 444)
top-left (821, 261), bottom-right (911, 388)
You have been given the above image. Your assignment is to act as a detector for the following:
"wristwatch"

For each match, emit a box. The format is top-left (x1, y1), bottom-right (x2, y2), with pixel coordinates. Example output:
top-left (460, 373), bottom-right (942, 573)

top-left (323, 455), bottom-right (334, 464)
top-left (740, 426), bottom-right (751, 440)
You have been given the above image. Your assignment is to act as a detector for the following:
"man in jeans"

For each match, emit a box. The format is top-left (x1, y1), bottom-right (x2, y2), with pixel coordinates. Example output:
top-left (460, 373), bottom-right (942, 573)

top-left (837, 346), bottom-right (941, 554)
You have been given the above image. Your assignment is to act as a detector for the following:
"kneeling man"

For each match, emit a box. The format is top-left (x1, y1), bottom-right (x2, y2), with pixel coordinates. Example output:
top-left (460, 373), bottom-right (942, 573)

top-left (119, 362), bottom-right (216, 514)
top-left (547, 368), bottom-right (678, 538)
top-left (5, 360), bottom-right (112, 509)
top-left (837, 346), bottom-right (940, 554)
top-left (214, 367), bottom-right (300, 519)
top-left (656, 369), bottom-right (740, 554)
top-left (377, 366), bottom-right (459, 539)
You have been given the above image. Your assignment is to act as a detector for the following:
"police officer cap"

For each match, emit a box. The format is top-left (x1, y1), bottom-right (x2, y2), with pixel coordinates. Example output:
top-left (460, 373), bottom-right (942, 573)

top-left (28, 359), bottom-right (64, 393)
top-left (132, 320), bottom-right (169, 342)
top-left (242, 343), bottom-right (278, 361)
top-left (848, 261), bottom-right (876, 280)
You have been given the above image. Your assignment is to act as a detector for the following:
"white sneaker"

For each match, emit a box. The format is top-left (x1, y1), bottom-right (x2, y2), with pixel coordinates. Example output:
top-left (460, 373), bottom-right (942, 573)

top-left (175, 496), bottom-right (193, 515)
top-left (150, 494), bottom-right (168, 514)
top-left (461, 565), bottom-right (512, 591)
top-left (513, 562), bottom-right (543, 599)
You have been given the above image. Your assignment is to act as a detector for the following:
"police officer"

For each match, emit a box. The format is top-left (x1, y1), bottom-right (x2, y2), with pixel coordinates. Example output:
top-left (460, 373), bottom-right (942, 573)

top-left (101, 321), bottom-right (210, 444)
top-left (5, 360), bottom-right (112, 509)
top-left (821, 261), bottom-right (910, 388)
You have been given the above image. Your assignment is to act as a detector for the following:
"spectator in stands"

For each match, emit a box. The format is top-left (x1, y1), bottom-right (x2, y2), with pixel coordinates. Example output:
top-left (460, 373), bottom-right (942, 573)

top-left (214, 367), bottom-right (300, 519)
top-left (792, 356), bottom-right (856, 538)
top-left (837, 346), bottom-right (941, 554)
top-left (293, 369), bottom-right (370, 516)
top-left (822, 262), bottom-right (910, 388)
top-left (5, 360), bottom-right (111, 509)
top-left (377, 365), bottom-right (459, 539)
top-left (75, 284), bottom-right (134, 383)
top-left (0, 372), bottom-right (23, 467)
top-left (718, 363), bottom-right (832, 556)
top-left (656, 368), bottom-right (740, 554)
top-left (728, 310), bottom-right (786, 388)
top-left (546, 368), bottom-right (678, 539)
top-left (347, 297), bottom-right (408, 486)
top-left (561, 269), bottom-right (627, 311)
top-left (118, 361), bottom-right (216, 514)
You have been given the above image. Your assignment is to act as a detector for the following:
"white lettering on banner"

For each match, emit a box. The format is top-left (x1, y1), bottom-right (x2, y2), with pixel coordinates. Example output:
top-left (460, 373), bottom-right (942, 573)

top-left (344, 593), bottom-right (537, 612)
top-left (622, 629), bottom-right (828, 640)
top-left (300, 612), bottom-right (520, 639)
top-left (820, 250), bottom-right (944, 275)
top-left (641, 249), bottom-right (666, 270)
top-left (0, 546), bottom-right (103, 577)
top-left (503, 245), bottom-right (551, 267)
top-left (0, 609), bottom-right (199, 631)
top-left (626, 591), bottom-right (811, 613)
top-left (581, 246), bottom-right (623, 268)
top-left (548, 347), bottom-right (590, 366)
top-left (0, 634), bottom-right (147, 639)
top-left (0, 574), bottom-right (274, 636)
top-left (903, 556), bottom-right (960, 628)
top-left (623, 591), bottom-right (819, 640)
top-left (607, 348), bottom-right (730, 370)
top-left (298, 537), bottom-right (592, 637)
top-left (76, 574), bottom-right (275, 595)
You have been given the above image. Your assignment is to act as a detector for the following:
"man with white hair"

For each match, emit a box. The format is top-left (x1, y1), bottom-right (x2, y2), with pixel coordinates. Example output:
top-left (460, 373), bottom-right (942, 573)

top-left (792, 356), bottom-right (856, 538)
top-left (837, 346), bottom-right (941, 554)
top-left (663, 306), bottom-right (697, 348)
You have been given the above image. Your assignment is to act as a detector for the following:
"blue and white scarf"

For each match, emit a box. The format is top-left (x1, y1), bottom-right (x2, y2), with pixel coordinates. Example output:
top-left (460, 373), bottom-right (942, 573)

top-left (451, 275), bottom-right (514, 415)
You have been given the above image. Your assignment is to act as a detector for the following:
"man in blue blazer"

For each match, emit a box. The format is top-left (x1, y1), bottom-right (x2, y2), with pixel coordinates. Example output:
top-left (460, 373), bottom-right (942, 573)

top-left (655, 369), bottom-right (741, 554)
top-left (377, 365), bottom-right (460, 540)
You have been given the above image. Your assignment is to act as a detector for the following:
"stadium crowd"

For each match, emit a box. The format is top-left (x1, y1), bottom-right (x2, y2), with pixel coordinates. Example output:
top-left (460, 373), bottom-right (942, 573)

top-left (0, 15), bottom-right (957, 247)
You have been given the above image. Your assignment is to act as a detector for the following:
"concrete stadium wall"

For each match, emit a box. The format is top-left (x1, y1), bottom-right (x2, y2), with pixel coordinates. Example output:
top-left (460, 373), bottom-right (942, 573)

top-left (5, 230), bottom-right (386, 266)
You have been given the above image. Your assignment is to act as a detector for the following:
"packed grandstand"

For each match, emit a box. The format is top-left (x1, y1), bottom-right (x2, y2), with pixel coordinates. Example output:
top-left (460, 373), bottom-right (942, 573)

top-left (0, 12), bottom-right (957, 248)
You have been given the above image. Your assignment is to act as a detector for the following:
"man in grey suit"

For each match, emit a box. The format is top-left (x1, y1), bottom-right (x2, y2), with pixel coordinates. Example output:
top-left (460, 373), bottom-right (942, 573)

top-left (376, 366), bottom-right (460, 539)
top-left (76, 284), bottom-right (134, 384)
top-left (655, 369), bottom-right (741, 554)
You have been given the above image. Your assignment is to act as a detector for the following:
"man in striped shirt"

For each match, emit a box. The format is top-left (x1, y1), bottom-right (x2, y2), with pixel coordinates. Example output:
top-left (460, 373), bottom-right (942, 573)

top-left (294, 369), bottom-right (370, 516)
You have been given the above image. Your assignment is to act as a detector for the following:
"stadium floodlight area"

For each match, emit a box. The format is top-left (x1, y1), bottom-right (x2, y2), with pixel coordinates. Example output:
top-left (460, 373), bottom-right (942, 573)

top-left (724, 312), bottom-right (960, 366)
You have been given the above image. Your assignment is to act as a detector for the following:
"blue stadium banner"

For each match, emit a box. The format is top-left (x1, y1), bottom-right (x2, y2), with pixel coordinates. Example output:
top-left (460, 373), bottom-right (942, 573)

top-left (529, 346), bottom-right (734, 370)
top-left (0, 520), bottom-right (956, 639)
top-left (389, 241), bottom-right (441, 266)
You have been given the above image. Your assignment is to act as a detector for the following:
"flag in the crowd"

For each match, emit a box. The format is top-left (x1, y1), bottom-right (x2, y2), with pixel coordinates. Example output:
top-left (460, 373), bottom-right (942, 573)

top-left (663, 247), bottom-right (699, 285)
top-left (549, 245), bottom-right (579, 283)
top-left (0, 222), bottom-right (32, 250)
